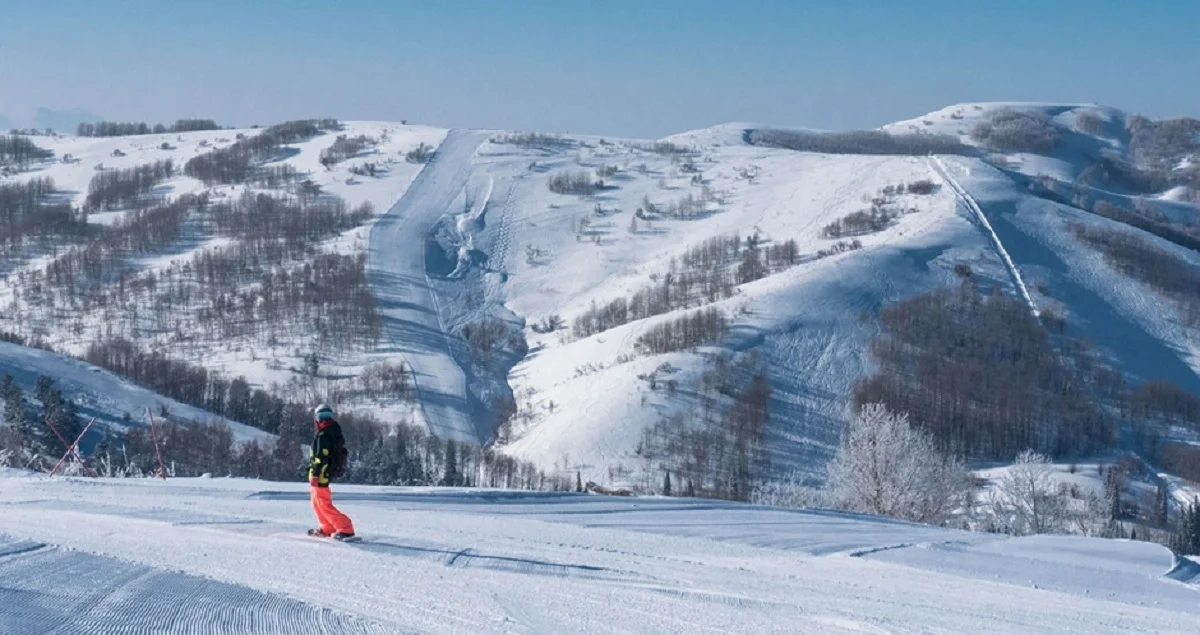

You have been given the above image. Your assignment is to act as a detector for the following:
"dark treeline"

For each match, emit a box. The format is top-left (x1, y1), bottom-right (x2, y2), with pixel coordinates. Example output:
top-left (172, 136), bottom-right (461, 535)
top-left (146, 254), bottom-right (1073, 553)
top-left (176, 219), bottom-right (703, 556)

top-left (319, 134), bottom-right (374, 167)
top-left (1070, 223), bottom-right (1200, 325)
top-left (573, 234), bottom-right (798, 339)
top-left (854, 284), bottom-right (1114, 459)
top-left (748, 128), bottom-right (968, 156)
top-left (85, 160), bottom-right (175, 211)
top-left (0, 178), bottom-right (87, 251)
top-left (0, 135), bottom-right (53, 167)
top-left (639, 353), bottom-right (771, 500)
top-left (0, 370), bottom-right (561, 491)
top-left (634, 307), bottom-right (729, 355)
top-left (185, 119), bottom-right (339, 185)
top-left (115, 414), bottom-right (565, 490)
top-left (76, 119), bottom-right (222, 137)
top-left (970, 108), bottom-right (1061, 154)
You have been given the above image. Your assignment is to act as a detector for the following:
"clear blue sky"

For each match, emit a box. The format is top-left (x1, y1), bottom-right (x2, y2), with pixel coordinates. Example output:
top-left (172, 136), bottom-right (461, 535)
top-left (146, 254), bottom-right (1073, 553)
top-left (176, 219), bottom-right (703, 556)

top-left (1, 0), bottom-right (1196, 137)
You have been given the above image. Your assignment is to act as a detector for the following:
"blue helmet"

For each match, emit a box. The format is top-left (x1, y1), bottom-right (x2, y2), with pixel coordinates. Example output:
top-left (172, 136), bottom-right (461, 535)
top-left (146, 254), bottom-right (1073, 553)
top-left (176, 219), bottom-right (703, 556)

top-left (314, 403), bottom-right (335, 421)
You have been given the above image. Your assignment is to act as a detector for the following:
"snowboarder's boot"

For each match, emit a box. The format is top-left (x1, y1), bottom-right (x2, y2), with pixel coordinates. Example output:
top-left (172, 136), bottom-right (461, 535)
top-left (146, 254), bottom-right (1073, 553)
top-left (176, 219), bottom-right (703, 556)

top-left (332, 531), bottom-right (359, 542)
top-left (307, 528), bottom-right (329, 538)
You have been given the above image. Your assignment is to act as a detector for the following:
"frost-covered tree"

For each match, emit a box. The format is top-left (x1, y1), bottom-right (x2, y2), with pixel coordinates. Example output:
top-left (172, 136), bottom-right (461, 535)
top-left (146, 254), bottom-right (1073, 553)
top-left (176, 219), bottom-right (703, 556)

top-left (827, 403), bottom-right (969, 524)
top-left (989, 450), bottom-right (1071, 535)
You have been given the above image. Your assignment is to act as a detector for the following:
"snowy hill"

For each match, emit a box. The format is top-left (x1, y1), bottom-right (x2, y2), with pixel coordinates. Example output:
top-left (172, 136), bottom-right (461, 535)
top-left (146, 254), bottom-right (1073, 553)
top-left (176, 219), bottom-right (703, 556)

top-left (0, 341), bottom-right (268, 444)
top-left (0, 474), bottom-right (1196, 633)
top-left (2, 103), bottom-right (1199, 493)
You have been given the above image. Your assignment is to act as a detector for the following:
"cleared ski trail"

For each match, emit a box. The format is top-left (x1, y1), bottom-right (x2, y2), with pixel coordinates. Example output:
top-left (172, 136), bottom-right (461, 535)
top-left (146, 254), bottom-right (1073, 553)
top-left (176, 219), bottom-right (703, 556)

top-left (367, 130), bottom-right (492, 442)
top-left (0, 476), bottom-right (1197, 634)
top-left (929, 155), bottom-right (1038, 315)
top-left (0, 537), bottom-right (390, 634)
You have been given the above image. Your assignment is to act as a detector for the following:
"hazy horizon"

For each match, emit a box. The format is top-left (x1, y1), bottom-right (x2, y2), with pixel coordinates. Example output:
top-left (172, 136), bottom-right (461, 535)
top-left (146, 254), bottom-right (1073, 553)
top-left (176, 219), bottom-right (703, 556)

top-left (2, 0), bottom-right (1198, 137)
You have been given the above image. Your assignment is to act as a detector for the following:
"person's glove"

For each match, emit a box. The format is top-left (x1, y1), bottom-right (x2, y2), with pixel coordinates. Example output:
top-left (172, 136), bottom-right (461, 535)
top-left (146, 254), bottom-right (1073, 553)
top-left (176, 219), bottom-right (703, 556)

top-left (309, 477), bottom-right (320, 487)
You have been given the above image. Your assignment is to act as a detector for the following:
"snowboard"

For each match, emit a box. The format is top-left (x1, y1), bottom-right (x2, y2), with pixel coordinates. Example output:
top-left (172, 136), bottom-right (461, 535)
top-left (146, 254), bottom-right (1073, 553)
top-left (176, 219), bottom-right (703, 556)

top-left (305, 529), bottom-right (363, 543)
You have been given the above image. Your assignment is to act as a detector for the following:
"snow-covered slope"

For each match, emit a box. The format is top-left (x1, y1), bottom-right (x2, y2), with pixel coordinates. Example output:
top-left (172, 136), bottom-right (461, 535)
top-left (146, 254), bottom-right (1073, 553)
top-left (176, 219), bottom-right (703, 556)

top-left (0, 474), bottom-right (1196, 634)
top-left (3, 103), bottom-right (1199, 489)
top-left (0, 341), bottom-right (268, 443)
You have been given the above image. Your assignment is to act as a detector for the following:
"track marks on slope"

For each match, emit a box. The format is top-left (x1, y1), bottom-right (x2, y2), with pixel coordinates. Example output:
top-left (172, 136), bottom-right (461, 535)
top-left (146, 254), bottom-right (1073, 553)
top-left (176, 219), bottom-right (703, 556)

top-left (0, 536), bottom-right (392, 635)
top-left (928, 155), bottom-right (1038, 315)
top-left (271, 531), bottom-right (635, 583)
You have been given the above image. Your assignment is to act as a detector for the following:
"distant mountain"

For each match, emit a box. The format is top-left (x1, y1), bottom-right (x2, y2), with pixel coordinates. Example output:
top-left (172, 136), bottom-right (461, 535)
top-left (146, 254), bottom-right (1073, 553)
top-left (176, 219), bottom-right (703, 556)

top-left (29, 107), bottom-right (102, 133)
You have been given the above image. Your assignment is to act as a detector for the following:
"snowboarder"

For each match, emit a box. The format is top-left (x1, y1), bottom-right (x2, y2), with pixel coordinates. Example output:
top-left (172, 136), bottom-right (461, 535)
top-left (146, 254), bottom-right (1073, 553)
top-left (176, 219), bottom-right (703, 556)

top-left (307, 403), bottom-right (356, 541)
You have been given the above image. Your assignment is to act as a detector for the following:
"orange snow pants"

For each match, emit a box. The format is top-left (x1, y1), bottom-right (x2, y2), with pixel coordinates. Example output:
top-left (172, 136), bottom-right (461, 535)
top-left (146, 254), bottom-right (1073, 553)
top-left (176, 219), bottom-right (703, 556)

top-left (311, 486), bottom-right (355, 535)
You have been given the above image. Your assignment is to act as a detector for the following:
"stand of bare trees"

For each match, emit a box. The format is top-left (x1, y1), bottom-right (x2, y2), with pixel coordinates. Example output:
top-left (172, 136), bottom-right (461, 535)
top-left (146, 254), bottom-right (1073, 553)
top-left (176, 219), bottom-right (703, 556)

top-left (0, 135), bottom-right (53, 168)
top-left (319, 134), bottom-right (375, 167)
top-left (1069, 223), bottom-right (1200, 326)
top-left (1, 178), bottom-right (86, 252)
top-left (853, 283), bottom-right (1114, 459)
top-left (1, 370), bottom-right (561, 492)
top-left (85, 160), bottom-right (175, 211)
top-left (638, 353), bottom-right (771, 500)
top-left (573, 234), bottom-right (798, 339)
top-left (635, 308), bottom-right (729, 355)
top-left (185, 119), bottom-right (339, 185)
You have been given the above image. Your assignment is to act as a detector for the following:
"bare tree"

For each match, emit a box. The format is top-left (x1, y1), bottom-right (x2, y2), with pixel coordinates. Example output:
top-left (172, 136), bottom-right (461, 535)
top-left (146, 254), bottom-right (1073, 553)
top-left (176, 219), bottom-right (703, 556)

top-left (988, 450), bottom-right (1070, 535)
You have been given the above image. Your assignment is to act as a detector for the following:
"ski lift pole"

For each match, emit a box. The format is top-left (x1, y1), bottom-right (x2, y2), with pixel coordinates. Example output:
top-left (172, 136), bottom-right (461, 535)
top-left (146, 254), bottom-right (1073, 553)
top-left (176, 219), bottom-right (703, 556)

top-left (146, 407), bottom-right (168, 480)
top-left (48, 417), bottom-right (98, 477)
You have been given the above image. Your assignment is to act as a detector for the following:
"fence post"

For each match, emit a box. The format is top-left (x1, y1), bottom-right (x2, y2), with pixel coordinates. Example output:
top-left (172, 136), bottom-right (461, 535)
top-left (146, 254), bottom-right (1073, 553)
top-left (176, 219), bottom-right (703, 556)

top-left (145, 407), bottom-right (168, 480)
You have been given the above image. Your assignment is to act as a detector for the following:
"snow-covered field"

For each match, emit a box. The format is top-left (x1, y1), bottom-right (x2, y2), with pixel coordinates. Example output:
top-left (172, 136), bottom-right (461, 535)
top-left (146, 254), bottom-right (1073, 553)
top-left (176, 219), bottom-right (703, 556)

top-left (0, 473), bottom-right (1197, 634)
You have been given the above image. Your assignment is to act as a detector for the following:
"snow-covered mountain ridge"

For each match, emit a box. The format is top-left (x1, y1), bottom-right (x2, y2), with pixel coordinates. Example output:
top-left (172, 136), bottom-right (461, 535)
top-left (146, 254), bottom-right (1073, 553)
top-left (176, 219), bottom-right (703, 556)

top-left (1, 102), bottom-right (1198, 491)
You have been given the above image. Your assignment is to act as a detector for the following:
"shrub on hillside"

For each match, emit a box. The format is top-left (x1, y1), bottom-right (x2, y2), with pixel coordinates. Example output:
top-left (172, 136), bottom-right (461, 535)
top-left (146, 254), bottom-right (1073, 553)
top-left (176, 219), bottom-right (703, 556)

top-left (821, 207), bottom-right (898, 238)
top-left (1126, 115), bottom-right (1200, 170)
top-left (1075, 112), bottom-right (1107, 136)
top-left (548, 170), bottom-right (600, 196)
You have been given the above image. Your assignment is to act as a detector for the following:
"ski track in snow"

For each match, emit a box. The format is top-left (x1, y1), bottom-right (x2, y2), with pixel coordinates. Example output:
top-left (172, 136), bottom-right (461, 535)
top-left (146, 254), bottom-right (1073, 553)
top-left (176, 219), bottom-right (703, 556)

top-left (0, 537), bottom-right (390, 634)
top-left (929, 155), bottom-right (1038, 315)
top-left (367, 130), bottom-right (493, 443)
top-left (0, 476), bottom-right (1197, 634)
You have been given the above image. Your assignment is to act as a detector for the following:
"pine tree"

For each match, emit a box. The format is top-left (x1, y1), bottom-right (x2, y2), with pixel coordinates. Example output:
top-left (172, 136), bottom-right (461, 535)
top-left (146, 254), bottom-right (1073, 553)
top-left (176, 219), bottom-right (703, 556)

top-left (2, 374), bottom-right (29, 438)
top-left (442, 439), bottom-right (459, 487)
top-left (575, 471), bottom-right (583, 493)
top-left (662, 470), bottom-right (672, 496)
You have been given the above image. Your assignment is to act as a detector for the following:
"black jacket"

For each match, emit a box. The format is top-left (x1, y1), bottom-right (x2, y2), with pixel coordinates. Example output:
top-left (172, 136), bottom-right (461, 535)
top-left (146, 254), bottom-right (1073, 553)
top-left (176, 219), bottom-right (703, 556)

top-left (309, 420), bottom-right (345, 487)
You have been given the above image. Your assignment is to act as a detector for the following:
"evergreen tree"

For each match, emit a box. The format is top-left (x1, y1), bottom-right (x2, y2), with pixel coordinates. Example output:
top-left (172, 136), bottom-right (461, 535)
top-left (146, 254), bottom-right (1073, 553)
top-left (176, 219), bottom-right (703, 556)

top-left (576, 471), bottom-right (583, 493)
top-left (442, 439), bottom-right (459, 487)
top-left (2, 374), bottom-right (29, 437)
top-left (663, 470), bottom-right (672, 496)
